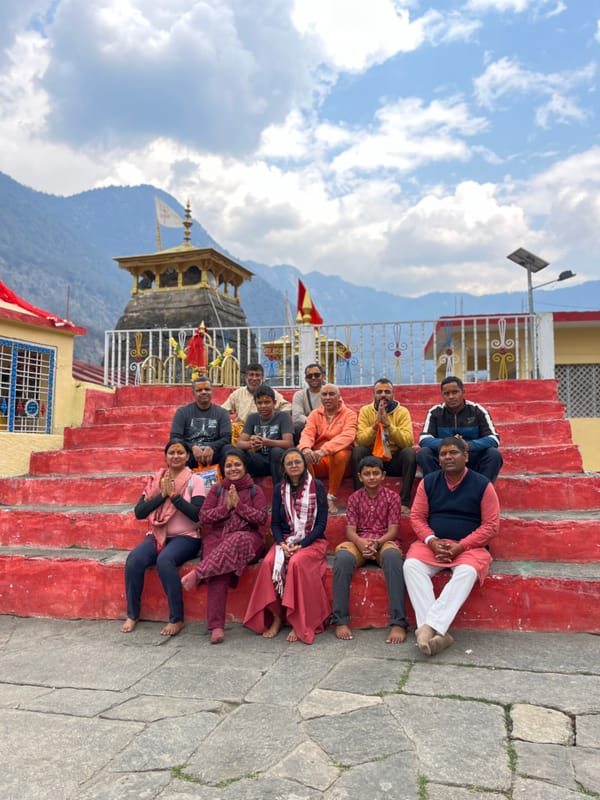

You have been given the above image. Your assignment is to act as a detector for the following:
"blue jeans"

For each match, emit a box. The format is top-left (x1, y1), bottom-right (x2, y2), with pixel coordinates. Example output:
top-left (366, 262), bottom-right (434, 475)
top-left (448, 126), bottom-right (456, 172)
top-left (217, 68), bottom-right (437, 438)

top-left (125, 534), bottom-right (201, 623)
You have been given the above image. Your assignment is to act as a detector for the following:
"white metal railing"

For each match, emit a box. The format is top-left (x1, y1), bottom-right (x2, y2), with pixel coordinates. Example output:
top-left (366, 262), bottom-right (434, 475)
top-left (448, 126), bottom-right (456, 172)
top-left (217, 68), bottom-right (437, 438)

top-left (103, 314), bottom-right (539, 388)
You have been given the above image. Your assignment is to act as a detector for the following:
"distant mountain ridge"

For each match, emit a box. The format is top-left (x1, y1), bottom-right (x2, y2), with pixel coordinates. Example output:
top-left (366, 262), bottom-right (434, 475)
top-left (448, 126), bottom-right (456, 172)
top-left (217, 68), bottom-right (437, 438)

top-left (0, 171), bottom-right (596, 363)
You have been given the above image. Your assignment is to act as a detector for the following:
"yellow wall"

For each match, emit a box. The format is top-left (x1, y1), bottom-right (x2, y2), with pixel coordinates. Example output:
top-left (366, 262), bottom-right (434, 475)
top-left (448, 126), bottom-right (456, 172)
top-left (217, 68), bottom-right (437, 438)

top-left (569, 418), bottom-right (600, 472)
top-left (0, 432), bottom-right (64, 476)
top-left (555, 327), bottom-right (600, 364)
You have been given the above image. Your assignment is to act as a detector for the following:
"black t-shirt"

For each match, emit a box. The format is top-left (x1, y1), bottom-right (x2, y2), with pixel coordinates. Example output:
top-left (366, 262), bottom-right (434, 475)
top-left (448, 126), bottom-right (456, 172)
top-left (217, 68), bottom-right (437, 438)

top-left (243, 410), bottom-right (293, 455)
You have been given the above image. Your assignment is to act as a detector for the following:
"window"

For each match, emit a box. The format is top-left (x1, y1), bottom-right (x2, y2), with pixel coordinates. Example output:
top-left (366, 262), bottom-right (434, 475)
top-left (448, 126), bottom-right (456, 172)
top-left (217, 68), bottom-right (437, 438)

top-left (556, 364), bottom-right (600, 418)
top-left (0, 338), bottom-right (55, 433)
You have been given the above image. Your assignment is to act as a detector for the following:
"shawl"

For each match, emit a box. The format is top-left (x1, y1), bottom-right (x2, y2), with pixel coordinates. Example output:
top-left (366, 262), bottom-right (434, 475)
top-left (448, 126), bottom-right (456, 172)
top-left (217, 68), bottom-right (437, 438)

top-left (144, 466), bottom-right (194, 551)
top-left (272, 472), bottom-right (318, 596)
top-left (216, 473), bottom-right (258, 536)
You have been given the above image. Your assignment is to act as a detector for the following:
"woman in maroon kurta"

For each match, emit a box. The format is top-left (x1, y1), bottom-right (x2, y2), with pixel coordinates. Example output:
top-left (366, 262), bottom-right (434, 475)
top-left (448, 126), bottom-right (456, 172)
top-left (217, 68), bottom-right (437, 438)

top-left (243, 448), bottom-right (330, 644)
top-left (182, 449), bottom-right (268, 644)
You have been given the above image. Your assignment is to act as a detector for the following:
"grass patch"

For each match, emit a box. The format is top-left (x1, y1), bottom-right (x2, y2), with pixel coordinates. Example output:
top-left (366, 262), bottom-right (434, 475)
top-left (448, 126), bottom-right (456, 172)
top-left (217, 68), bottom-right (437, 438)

top-left (215, 772), bottom-right (259, 788)
top-left (171, 765), bottom-right (201, 783)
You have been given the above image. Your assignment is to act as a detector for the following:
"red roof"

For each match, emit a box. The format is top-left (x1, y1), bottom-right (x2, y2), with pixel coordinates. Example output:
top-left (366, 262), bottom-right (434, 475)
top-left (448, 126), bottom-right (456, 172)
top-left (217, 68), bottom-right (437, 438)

top-left (0, 279), bottom-right (86, 335)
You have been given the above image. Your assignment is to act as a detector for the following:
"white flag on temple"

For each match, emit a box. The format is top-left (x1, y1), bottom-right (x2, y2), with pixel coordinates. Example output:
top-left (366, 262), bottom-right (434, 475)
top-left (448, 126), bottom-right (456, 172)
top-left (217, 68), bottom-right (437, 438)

top-left (154, 196), bottom-right (183, 228)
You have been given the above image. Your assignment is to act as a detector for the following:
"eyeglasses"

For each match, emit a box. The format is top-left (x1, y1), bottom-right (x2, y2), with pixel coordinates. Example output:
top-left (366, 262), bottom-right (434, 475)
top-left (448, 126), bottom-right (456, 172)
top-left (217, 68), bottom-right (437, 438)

top-left (285, 459), bottom-right (304, 466)
top-left (305, 372), bottom-right (322, 379)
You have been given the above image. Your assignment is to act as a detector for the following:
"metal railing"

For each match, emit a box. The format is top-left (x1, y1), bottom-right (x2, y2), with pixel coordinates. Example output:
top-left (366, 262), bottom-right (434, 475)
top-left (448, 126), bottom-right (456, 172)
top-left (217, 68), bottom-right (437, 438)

top-left (104, 314), bottom-right (537, 388)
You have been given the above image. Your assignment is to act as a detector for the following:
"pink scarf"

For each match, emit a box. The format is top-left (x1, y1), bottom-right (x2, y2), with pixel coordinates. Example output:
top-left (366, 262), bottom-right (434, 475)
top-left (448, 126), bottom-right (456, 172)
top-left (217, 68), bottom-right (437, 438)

top-left (144, 466), bottom-right (194, 551)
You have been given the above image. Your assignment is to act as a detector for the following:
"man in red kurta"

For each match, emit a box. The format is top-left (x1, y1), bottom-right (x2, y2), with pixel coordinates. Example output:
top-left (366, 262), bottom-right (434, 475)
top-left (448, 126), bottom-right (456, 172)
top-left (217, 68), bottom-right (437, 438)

top-left (404, 436), bottom-right (499, 656)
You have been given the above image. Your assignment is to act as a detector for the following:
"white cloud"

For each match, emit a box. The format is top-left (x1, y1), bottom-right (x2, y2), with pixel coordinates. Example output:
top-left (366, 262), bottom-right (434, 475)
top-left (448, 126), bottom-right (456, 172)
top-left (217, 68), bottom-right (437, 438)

top-left (291, 0), bottom-right (426, 72)
top-left (474, 57), bottom-right (595, 127)
top-left (0, 0), bottom-right (599, 301)
top-left (35, 0), bottom-right (320, 153)
top-left (421, 10), bottom-right (481, 45)
top-left (535, 92), bottom-right (587, 128)
top-left (465, 0), bottom-right (561, 13)
top-left (330, 97), bottom-right (488, 175)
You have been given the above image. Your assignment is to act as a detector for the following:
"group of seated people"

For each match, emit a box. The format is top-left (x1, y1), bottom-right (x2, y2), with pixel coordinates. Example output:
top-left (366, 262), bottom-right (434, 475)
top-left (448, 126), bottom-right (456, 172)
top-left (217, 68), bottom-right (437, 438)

top-left (120, 363), bottom-right (503, 655)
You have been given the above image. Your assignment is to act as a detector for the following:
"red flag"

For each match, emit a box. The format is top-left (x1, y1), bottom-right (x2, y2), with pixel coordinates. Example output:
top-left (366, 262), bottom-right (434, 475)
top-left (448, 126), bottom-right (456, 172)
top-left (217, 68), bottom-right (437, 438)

top-left (296, 279), bottom-right (323, 325)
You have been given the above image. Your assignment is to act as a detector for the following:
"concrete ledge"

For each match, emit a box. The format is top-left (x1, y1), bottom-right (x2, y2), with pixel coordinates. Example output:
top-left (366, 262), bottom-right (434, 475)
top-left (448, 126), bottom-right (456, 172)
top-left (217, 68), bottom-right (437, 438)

top-left (1, 551), bottom-right (599, 633)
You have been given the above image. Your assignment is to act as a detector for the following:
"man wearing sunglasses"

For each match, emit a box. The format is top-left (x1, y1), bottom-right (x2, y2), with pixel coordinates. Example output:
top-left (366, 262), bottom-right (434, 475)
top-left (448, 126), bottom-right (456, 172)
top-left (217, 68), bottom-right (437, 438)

top-left (291, 363), bottom-right (324, 444)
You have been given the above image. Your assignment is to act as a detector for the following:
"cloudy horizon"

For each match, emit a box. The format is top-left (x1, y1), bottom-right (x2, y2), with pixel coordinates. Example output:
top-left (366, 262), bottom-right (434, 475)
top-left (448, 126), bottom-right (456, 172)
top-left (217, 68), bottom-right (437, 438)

top-left (0, 0), bottom-right (598, 301)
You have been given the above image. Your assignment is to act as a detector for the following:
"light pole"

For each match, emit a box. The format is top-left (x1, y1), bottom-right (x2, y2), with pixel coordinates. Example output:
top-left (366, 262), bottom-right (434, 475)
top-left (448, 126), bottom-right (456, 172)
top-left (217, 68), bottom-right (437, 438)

top-left (532, 269), bottom-right (576, 292)
top-left (507, 247), bottom-right (550, 315)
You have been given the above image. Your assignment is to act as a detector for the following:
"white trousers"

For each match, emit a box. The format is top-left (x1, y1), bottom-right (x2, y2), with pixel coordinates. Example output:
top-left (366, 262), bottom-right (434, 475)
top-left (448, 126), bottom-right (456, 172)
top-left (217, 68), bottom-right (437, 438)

top-left (403, 558), bottom-right (478, 635)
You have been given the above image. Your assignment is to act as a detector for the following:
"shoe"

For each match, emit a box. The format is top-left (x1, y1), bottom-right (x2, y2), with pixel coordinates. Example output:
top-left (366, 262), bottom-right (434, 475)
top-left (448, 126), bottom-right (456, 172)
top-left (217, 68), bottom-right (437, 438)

top-left (427, 632), bottom-right (454, 656)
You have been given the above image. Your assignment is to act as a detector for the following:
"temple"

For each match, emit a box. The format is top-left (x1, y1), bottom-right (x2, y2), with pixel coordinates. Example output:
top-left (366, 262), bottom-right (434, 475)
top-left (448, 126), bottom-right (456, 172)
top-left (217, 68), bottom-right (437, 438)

top-left (114, 201), bottom-right (254, 333)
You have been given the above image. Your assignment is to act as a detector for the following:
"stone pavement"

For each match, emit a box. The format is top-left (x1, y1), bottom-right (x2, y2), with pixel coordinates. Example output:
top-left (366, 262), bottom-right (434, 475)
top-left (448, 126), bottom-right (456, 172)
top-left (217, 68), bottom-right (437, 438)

top-left (1, 616), bottom-right (600, 800)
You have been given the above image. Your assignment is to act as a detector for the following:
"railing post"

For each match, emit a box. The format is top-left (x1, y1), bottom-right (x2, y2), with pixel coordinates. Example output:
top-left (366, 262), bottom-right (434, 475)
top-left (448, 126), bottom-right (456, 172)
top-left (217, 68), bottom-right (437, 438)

top-left (298, 323), bottom-right (316, 383)
top-left (536, 312), bottom-right (555, 379)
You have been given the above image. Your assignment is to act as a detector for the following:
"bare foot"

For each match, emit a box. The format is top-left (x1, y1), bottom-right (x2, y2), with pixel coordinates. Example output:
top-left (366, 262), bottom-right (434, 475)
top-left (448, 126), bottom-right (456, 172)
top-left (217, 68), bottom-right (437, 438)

top-left (401, 505), bottom-right (411, 515)
top-left (262, 617), bottom-right (282, 639)
top-left (286, 628), bottom-right (298, 642)
top-left (160, 621), bottom-right (185, 637)
top-left (335, 624), bottom-right (353, 640)
top-left (120, 618), bottom-right (137, 633)
top-left (385, 625), bottom-right (407, 644)
top-left (181, 571), bottom-right (198, 591)
top-left (210, 628), bottom-right (225, 644)
top-left (327, 497), bottom-right (340, 515)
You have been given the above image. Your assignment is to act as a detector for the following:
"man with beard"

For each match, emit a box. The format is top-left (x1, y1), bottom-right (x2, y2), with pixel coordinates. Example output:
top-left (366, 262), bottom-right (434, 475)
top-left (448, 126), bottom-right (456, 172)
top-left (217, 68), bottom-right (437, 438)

top-left (352, 378), bottom-right (416, 513)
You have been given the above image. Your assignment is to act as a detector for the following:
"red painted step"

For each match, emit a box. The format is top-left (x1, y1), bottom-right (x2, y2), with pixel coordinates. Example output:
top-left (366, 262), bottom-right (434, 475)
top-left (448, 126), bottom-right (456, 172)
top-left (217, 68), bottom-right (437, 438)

top-left (0, 506), bottom-right (145, 550)
top-left (27, 442), bottom-right (583, 476)
top-left (106, 379), bottom-right (560, 407)
top-left (89, 400), bottom-right (566, 427)
top-left (62, 417), bottom-right (573, 450)
top-left (0, 551), bottom-right (598, 633)
top-left (1, 377), bottom-right (598, 634)
top-left (3, 505), bottom-right (599, 564)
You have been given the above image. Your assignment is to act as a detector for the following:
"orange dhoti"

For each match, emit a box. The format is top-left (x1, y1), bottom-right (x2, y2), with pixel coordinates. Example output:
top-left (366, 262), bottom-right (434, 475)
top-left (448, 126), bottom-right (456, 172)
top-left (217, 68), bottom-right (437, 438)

top-left (308, 451), bottom-right (352, 497)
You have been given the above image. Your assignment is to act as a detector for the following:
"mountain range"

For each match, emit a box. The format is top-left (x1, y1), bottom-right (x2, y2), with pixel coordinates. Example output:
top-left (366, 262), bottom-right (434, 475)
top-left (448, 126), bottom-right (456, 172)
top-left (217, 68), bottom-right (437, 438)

top-left (0, 171), bottom-right (596, 364)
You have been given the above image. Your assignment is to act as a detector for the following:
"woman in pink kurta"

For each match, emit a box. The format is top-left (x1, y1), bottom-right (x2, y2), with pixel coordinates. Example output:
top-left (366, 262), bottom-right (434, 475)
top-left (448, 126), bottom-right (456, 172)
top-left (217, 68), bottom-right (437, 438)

top-left (244, 448), bottom-right (330, 644)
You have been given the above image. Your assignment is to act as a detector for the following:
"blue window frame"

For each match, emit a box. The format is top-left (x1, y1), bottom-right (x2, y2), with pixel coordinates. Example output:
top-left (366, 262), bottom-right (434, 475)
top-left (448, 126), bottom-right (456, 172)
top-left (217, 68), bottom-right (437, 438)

top-left (0, 338), bottom-right (55, 433)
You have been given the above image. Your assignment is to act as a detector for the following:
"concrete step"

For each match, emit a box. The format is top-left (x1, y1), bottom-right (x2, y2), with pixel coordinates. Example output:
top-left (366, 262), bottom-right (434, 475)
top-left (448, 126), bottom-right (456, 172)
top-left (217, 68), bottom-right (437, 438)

top-left (2, 471), bottom-right (599, 509)
top-left (104, 379), bottom-right (560, 408)
top-left (63, 418), bottom-right (574, 449)
top-left (27, 442), bottom-right (584, 476)
top-left (89, 400), bottom-right (566, 426)
top-left (0, 547), bottom-right (597, 632)
top-left (3, 505), bottom-right (599, 563)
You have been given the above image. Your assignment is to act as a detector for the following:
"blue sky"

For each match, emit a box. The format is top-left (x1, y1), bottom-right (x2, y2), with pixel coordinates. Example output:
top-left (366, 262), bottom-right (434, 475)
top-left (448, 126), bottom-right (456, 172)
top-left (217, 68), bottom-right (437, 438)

top-left (0, 0), bottom-right (598, 299)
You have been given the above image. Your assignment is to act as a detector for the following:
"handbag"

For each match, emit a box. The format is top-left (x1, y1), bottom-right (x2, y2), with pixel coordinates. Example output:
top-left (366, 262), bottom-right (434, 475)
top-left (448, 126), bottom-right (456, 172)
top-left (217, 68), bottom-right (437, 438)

top-left (372, 422), bottom-right (392, 461)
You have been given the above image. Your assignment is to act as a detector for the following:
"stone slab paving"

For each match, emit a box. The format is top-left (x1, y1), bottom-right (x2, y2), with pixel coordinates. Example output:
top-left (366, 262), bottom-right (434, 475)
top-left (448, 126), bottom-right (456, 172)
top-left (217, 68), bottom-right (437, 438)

top-left (0, 618), bottom-right (599, 799)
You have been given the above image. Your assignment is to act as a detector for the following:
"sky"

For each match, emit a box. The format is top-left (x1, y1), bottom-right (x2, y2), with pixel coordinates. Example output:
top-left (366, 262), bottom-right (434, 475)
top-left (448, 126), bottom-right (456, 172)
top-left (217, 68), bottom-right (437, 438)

top-left (1, 0), bottom-right (599, 299)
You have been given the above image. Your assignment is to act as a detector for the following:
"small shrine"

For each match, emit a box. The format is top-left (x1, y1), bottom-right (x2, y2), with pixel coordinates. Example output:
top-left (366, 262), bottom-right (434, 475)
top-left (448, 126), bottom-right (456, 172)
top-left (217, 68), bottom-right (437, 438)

top-left (112, 200), bottom-right (255, 385)
top-left (114, 201), bottom-right (254, 333)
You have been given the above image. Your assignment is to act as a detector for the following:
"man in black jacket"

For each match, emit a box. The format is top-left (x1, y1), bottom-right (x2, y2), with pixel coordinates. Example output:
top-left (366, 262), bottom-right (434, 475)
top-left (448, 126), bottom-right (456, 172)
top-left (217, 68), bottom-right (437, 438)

top-left (417, 376), bottom-right (502, 483)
